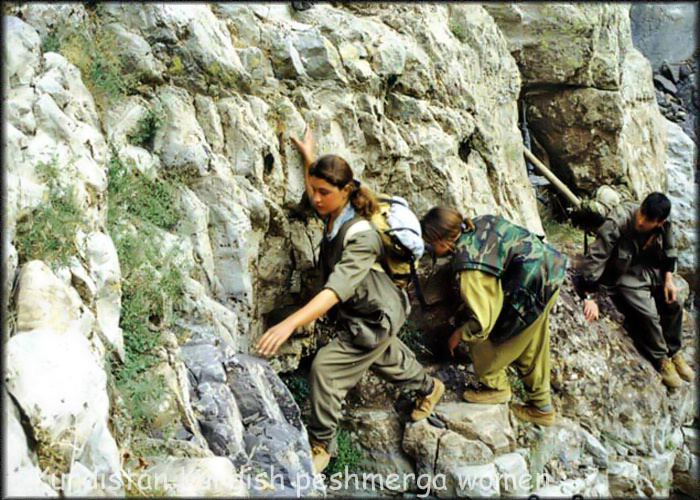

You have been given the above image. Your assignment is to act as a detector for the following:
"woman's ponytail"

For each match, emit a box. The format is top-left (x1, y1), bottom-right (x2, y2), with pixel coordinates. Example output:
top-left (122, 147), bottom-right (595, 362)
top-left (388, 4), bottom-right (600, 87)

top-left (421, 206), bottom-right (474, 244)
top-left (350, 182), bottom-right (379, 219)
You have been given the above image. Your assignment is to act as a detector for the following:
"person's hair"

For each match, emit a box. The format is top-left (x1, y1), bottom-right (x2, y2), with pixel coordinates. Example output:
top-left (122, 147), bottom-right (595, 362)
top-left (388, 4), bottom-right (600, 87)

top-left (640, 192), bottom-right (671, 222)
top-left (420, 206), bottom-right (475, 244)
top-left (309, 154), bottom-right (378, 218)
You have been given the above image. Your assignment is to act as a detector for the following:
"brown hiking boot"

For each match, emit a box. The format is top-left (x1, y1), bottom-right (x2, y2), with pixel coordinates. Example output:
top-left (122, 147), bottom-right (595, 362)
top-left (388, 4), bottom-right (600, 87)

top-left (660, 358), bottom-right (683, 388)
top-left (512, 403), bottom-right (555, 426)
top-left (411, 377), bottom-right (445, 421)
top-left (463, 386), bottom-right (512, 404)
top-left (672, 353), bottom-right (693, 382)
top-left (310, 441), bottom-right (330, 474)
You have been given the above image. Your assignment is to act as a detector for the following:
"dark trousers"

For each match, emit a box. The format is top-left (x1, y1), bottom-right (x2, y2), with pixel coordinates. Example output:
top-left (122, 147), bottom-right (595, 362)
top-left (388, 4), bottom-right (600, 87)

top-left (610, 285), bottom-right (683, 369)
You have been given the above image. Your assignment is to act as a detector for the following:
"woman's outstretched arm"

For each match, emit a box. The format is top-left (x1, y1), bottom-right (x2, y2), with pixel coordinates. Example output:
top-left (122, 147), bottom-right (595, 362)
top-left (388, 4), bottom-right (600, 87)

top-left (255, 288), bottom-right (339, 357)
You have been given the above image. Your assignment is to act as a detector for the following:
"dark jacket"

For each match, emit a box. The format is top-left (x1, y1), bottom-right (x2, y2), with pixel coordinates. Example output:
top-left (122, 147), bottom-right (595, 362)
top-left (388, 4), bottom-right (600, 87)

top-left (581, 202), bottom-right (677, 291)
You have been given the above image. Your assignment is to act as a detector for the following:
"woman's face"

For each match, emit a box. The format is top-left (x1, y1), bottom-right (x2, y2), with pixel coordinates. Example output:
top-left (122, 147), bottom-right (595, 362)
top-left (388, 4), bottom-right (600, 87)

top-left (310, 176), bottom-right (350, 216)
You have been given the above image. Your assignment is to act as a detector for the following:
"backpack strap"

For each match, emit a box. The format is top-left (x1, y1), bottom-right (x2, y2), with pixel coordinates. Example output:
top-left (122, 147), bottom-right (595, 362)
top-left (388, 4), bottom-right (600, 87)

top-left (342, 219), bottom-right (385, 274)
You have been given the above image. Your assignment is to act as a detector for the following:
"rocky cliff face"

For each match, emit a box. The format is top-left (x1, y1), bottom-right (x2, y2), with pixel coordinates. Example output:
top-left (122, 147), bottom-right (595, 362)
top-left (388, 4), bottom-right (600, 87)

top-left (485, 4), bottom-right (667, 199)
top-left (3, 3), bottom-right (697, 498)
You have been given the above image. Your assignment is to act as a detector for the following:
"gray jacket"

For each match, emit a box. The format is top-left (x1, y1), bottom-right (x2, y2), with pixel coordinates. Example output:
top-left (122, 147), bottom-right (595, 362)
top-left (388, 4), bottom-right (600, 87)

top-left (320, 216), bottom-right (409, 349)
top-left (582, 202), bottom-right (677, 290)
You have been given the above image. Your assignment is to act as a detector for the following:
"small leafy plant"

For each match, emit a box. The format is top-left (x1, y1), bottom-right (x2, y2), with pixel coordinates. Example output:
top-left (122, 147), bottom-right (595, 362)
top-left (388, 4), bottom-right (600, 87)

top-left (325, 429), bottom-right (362, 477)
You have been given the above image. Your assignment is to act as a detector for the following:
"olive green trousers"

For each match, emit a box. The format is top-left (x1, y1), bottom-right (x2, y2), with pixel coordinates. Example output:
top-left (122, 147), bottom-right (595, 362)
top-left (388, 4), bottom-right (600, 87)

top-left (469, 288), bottom-right (559, 408)
top-left (308, 332), bottom-right (432, 446)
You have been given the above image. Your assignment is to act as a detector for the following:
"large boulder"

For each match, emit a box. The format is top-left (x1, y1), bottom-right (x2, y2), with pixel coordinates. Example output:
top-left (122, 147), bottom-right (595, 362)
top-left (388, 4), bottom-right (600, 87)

top-left (6, 326), bottom-right (122, 495)
top-left (487, 4), bottom-right (667, 200)
top-left (4, 390), bottom-right (59, 497)
top-left (524, 49), bottom-right (666, 197)
top-left (346, 409), bottom-right (417, 494)
top-left (484, 4), bottom-right (632, 89)
top-left (434, 402), bottom-right (515, 454)
top-left (403, 418), bottom-right (494, 496)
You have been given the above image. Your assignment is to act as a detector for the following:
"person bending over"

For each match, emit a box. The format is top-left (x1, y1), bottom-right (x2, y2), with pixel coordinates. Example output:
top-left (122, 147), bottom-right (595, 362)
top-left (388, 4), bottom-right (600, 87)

top-left (421, 207), bottom-right (566, 426)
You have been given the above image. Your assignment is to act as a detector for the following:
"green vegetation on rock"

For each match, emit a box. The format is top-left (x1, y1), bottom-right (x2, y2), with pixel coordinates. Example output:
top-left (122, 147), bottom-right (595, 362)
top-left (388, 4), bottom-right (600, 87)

top-left (326, 429), bottom-right (362, 477)
top-left (106, 153), bottom-right (187, 439)
top-left (14, 159), bottom-right (88, 269)
top-left (281, 374), bottom-right (311, 407)
top-left (127, 104), bottom-right (165, 149)
top-left (54, 20), bottom-right (138, 106)
top-left (399, 320), bottom-right (433, 360)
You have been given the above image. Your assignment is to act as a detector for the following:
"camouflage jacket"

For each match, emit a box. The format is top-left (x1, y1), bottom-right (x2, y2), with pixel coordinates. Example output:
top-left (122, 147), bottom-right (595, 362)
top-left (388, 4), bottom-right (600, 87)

top-left (452, 215), bottom-right (567, 345)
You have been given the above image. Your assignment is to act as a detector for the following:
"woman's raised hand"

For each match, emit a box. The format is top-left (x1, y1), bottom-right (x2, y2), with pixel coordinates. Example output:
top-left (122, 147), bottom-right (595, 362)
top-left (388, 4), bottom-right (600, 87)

top-left (290, 123), bottom-right (315, 164)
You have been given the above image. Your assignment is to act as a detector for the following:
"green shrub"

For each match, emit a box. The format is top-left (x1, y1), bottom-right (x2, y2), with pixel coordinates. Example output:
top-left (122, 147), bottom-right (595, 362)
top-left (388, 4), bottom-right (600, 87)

top-left (107, 155), bottom-right (179, 230)
top-left (59, 21), bottom-right (138, 105)
top-left (42, 31), bottom-right (61, 53)
top-left (14, 160), bottom-right (87, 268)
top-left (325, 429), bottom-right (361, 477)
top-left (106, 153), bottom-right (186, 440)
top-left (542, 218), bottom-right (584, 245)
top-left (449, 23), bottom-right (466, 42)
top-left (127, 105), bottom-right (164, 149)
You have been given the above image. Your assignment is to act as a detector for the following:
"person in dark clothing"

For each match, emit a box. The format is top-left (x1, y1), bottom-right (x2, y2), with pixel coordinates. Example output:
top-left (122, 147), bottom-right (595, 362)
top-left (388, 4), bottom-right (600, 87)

top-left (580, 192), bottom-right (692, 388)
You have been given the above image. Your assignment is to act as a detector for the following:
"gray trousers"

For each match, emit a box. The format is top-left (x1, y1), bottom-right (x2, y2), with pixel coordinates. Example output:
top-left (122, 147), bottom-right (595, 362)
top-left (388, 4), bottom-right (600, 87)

top-left (610, 284), bottom-right (683, 369)
top-left (308, 332), bottom-right (432, 446)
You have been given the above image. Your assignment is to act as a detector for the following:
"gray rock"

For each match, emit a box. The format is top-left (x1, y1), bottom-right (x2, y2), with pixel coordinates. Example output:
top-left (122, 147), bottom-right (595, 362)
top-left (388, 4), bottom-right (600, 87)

top-left (636, 452), bottom-right (675, 496)
top-left (403, 419), bottom-right (494, 484)
top-left (683, 427), bottom-right (700, 455)
top-left (493, 453), bottom-right (530, 496)
top-left (104, 22), bottom-right (165, 83)
top-left (580, 428), bottom-right (609, 468)
top-left (485, 4), bottom-right (630, 89)
top-left (608, 460), bottom-right (644, 497)
top-left (434, 402), bottom-right (515, 454)
top-left (448, 463), bottom-right (500, 498)
top-left (127, 457), bottom-right (248, 496)
top-left (154, 85), bottom-right (212, 176)
top-left (654, 74), bottom-right (678, 95)
top-left (525, 50), bottom-right (666, 198)
top-left (4, 389), bottom-right (58, 496)
top-left (664, 118), bottom-right (697, 275)
top-left (6, 326), bottom-right (121, 495)
top-left (675, 453), bottom-right (700, 498)
top-left (660, 62), bottom-right (681, 84)
top-left (14, 261), bottom-right (87, 336)
top-left (84, 232), bottom-right (124, 362)
top-left (5, 16), bottom-right (42, 86)
top-left (182, 331), bottom-right (315, 496)
top-left (346, 409), bottom-right (416, 493)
